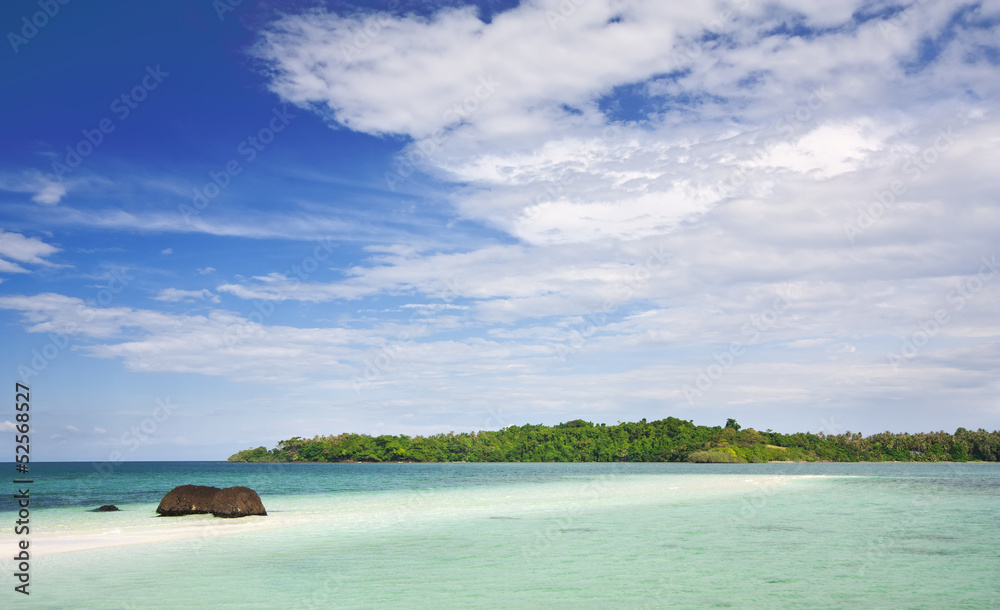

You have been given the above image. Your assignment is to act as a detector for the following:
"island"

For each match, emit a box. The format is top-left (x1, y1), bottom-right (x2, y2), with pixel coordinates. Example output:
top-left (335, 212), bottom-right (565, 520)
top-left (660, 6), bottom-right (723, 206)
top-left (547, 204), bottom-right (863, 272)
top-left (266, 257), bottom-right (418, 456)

top-left (228, 418), bottom-right (1000, 463)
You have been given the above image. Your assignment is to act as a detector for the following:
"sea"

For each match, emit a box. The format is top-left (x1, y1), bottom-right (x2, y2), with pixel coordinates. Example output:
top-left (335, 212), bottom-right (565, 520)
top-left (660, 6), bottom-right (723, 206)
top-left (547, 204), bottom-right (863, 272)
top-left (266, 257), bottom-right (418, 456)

top-left (1, 462), bottom-right (998, 608)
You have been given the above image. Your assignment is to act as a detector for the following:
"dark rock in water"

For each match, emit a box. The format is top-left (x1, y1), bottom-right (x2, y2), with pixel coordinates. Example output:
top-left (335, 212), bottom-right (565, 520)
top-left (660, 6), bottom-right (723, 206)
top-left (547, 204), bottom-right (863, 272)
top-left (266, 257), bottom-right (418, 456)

top-left (211, 486), bottom-right (267, 518)
top-left (156, 484), bottom-right (266, 518)
top-left (94, 505), bottom-right (119, 512)
top-left (156, 484), bottom-right (222, 516)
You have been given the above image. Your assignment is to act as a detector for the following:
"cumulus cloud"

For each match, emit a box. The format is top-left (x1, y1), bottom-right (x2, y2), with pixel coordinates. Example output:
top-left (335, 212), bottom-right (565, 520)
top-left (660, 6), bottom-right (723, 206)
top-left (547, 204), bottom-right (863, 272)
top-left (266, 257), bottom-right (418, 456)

top-left (255, 0), bottom-right (999, 251)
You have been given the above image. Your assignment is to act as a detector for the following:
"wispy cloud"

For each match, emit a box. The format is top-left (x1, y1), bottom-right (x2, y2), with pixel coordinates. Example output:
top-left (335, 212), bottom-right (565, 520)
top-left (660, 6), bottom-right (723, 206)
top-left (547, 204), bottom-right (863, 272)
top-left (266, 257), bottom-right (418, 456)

top-left (0, 229), bottom-right (61, 273)
top-left (0, 170), bottom-right (69, 205)
top-left (32, 180), bottom-right (67, 205)
top-left (153, 288), bottom-right (221, 304)
top-left (12, 202), bottom-right (446, 246)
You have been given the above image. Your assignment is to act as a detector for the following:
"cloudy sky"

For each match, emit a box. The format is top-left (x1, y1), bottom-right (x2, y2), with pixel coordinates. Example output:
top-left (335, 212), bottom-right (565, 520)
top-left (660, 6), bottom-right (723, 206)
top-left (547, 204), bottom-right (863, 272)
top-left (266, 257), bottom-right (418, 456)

top-left (1, 0), bottom-right (998, 461)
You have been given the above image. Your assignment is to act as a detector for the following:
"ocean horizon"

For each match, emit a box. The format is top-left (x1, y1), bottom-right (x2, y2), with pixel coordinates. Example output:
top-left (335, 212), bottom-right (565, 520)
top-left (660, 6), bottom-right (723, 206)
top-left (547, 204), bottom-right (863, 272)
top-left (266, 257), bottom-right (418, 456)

top-left (2, 461), bottom-right (998, 607)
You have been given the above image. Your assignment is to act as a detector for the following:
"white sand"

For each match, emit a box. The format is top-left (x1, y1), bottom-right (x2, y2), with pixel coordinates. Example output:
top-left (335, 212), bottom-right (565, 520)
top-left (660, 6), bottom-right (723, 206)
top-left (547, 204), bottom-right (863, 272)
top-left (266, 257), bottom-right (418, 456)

top-left (19, 473), bottom-right (816, 556)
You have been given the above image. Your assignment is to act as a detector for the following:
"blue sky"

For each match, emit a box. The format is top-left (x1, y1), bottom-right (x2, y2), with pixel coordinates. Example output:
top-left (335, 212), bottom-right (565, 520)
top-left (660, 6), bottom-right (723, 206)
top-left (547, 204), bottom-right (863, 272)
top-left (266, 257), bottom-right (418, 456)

top-left (1, 0), bottom-right (998, 461)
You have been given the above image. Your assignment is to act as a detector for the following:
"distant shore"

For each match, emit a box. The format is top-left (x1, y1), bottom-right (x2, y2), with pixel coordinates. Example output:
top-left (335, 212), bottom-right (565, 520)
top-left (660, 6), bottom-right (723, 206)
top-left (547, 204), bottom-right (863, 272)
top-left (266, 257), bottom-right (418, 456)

top-left (228, 417), bottom-right (1000, 464)
top-left (233, 458), bottom-right (996, 464)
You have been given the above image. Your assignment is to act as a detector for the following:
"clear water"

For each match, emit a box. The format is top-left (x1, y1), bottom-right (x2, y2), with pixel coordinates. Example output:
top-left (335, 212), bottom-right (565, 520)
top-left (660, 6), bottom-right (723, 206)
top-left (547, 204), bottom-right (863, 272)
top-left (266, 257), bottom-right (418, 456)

top-left (1, 462), bottom-right (998, 608)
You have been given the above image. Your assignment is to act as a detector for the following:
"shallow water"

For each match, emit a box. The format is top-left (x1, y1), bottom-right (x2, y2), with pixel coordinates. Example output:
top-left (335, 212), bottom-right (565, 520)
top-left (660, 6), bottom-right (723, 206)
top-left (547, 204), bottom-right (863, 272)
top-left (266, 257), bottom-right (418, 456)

top-left (1, 462), bottom-right (998, 608)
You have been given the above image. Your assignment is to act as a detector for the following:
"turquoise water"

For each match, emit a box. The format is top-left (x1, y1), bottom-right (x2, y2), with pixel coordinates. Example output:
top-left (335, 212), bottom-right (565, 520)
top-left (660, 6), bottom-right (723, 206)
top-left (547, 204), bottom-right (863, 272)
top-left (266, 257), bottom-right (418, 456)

top-left (1, 462), bottom-right (998, 608)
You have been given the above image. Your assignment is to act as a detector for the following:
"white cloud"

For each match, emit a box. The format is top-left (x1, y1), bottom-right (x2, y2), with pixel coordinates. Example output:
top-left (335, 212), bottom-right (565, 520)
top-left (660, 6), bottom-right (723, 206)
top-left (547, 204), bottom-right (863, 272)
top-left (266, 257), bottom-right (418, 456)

top-left (161, 248), bottom-right (174, 255)
top-left (0, 259), bottom-right (29, 274)
top-left (21, 204), bottom-right (422, 245)
top-left (0, 230), bottom-right (60, 273)
top-left (256, 0), bottom-right (1000, 252)
top-left (32, 180), bottom-right (67, 205)
top-left (0, 170), bottom-right (69, 205)
top-left (0, 292), bottom-right (405, 383)
top-left (400, 303), bottom-right (469, 311)
top-left (255, 1), bottom-right (716, 138)
top-left (153, 288), bottom-right (221, 304)
top-left (206, 0), bottom-right (1000, 429)
top-left (756, 121), bottom-right (888, 179)
top-left (2, 1), bottom-right (998, 439)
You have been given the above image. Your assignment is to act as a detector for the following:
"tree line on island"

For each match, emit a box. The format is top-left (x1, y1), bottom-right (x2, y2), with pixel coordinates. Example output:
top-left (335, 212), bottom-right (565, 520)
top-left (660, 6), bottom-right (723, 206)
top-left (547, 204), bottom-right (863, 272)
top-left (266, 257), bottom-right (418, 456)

top-left (227, 418), bottom-right (1000, 463)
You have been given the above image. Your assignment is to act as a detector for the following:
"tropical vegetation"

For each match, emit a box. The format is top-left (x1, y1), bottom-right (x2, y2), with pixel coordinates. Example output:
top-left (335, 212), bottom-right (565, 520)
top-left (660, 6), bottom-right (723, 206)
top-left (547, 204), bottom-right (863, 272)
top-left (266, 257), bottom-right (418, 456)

top-left (227, 418), bottom-right (1000, 463)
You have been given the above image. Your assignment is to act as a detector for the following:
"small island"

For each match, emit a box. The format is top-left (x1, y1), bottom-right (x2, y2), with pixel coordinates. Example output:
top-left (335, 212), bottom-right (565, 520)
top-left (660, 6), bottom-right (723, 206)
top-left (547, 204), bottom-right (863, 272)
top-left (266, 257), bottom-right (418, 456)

top-left (229, 418), bottom-right (1000, 463)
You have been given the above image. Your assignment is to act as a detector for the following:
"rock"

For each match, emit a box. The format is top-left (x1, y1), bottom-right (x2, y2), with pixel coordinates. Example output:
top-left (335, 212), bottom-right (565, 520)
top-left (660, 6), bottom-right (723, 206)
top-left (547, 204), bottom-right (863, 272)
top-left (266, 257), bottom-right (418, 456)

top-left (210, 486), bottom-right (267, 518)
top-left (156, 484), bottom-right (222, 516)
top-left (94, 504), bottom-right (119, 512)
top-left (155, 484), bottom-right (266, 518)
